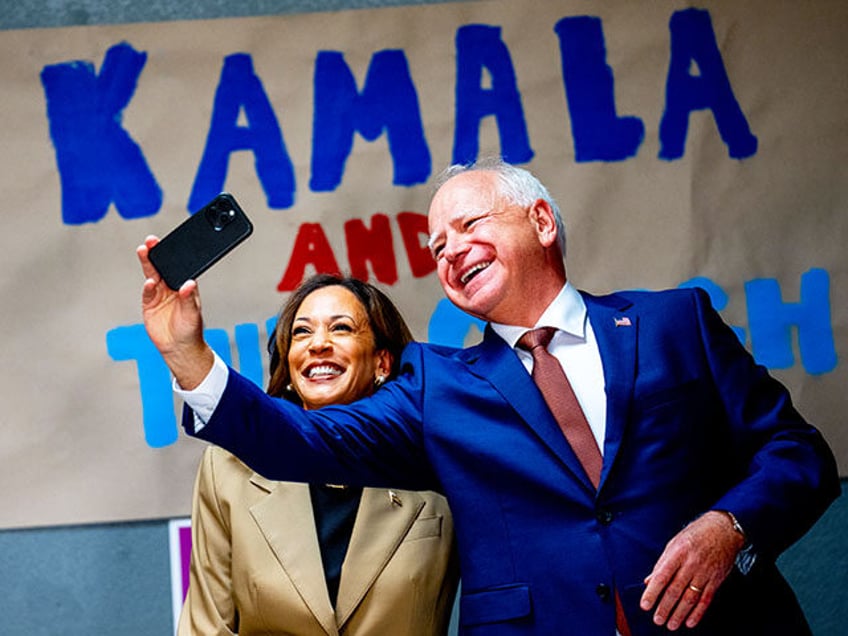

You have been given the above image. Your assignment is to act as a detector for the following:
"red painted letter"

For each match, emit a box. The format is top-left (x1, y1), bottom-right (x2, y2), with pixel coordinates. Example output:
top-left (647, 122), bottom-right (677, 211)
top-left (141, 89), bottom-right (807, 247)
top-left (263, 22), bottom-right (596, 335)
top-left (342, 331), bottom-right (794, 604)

top-left (277, 222), bottom-right (341, 291)
top-left (344, 213), bottom-right (398, 284)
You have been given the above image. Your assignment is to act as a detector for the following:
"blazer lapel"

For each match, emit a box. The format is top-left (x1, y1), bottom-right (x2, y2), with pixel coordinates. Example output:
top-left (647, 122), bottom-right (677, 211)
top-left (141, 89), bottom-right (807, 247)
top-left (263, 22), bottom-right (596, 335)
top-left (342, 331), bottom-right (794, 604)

top-left (460, 328), bottom-right (597, 493)
top-left (583, 292), bottom-right (637, 488)
top-left (334, 488), bottom-right (425, 627)
top-left (248, 477), bottom-right (338, 636)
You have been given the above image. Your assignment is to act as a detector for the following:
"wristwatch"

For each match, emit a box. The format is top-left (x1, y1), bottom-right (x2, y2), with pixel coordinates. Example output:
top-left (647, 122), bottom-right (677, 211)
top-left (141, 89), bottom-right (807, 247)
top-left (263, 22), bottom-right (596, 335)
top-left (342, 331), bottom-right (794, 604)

top-left (723, 510), bottom-right (746, 538)
top-left (719, 509), bottom-right (757, 574)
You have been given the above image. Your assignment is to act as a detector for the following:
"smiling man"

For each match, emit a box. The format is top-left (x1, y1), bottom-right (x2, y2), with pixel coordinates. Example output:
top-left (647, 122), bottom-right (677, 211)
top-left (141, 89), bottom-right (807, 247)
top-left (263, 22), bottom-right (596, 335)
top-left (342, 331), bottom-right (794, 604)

top-left (138, 158), bottom-right (839, 635)
top-left (427, 164), bottom-right (566, 327)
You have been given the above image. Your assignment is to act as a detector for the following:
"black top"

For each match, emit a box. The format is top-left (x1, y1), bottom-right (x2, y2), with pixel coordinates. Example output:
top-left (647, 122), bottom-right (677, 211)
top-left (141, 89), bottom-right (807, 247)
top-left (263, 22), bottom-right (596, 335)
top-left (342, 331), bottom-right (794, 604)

top-left (309, 484), bottom-right (364, 607)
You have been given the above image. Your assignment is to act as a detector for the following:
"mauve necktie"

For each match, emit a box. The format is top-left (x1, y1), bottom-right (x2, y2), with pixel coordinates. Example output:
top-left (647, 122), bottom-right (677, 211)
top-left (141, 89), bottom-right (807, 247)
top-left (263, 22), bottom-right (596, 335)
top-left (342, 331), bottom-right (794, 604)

top-left (517, 327), bottom-right (602, 485)
top-left (518, 327), bottom-right (632, 636)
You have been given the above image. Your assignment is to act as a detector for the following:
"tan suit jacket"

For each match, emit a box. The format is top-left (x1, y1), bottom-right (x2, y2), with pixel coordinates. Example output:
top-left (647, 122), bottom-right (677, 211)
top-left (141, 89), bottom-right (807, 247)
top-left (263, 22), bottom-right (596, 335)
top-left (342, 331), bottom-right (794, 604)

top-left (178, 445), bottom-right (459, 635)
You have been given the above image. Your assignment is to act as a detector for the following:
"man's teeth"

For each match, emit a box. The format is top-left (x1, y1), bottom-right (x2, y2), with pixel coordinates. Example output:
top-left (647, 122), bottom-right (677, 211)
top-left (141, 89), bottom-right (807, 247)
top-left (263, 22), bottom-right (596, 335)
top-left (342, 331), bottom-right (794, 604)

top-left (461, 262), bottom-right (491, 284)
top-left (308, 365), bottom-right (342, 378)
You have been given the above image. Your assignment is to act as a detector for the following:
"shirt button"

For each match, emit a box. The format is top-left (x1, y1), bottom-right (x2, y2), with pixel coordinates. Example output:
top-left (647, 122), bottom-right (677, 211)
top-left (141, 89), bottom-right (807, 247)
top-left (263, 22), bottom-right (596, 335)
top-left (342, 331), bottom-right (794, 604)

top-left (596, 583), bottom-right (611, 601)
top-left (596, 509), bottom-right (614, 525)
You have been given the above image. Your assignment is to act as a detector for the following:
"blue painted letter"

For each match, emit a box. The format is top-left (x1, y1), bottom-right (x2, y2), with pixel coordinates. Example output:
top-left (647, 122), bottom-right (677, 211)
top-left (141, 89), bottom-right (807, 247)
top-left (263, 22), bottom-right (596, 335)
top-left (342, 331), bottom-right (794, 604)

top-left (107, 323), bottom-right (262, 448)
top-left (554, 16), bottom-right (644, 162)
top-left (659, 8), bottom-right (757, 160)
top-left (234, 323), bottom-right (264, 387)
top-left (106, 324), bottom-right (177, 448)
top-left (190, 53), bottom-right (295, 211)
top-left (745, 269), bottom-right (836, 374)
top-left (310, 49), bottom-right (430, 191)
top-left (428, 298), bottom-right (486, 347)
top-left (41, 42), bottom-right (162, 224)
top-left (453, 25), bottom-right (533, 165)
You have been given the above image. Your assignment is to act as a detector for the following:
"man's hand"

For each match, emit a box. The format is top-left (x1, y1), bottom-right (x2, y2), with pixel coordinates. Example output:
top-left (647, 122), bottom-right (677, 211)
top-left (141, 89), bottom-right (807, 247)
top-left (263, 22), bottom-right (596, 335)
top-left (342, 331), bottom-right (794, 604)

top-left (137, 235), bottom-right (214, 390)
top-left (640, 510), bottom-right (746, 630)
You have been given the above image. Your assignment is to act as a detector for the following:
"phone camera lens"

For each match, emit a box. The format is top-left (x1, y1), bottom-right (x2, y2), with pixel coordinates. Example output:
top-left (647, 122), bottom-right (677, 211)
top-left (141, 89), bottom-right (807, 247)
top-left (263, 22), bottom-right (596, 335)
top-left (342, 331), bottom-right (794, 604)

top-left (206, 203), bottom-right (236, 231)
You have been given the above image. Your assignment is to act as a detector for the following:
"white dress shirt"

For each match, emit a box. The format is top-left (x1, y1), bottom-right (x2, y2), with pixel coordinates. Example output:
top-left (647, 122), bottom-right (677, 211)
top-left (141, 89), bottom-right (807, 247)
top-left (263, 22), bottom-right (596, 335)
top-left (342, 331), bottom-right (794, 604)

top-left (490, 282), bottom-right (608, 453)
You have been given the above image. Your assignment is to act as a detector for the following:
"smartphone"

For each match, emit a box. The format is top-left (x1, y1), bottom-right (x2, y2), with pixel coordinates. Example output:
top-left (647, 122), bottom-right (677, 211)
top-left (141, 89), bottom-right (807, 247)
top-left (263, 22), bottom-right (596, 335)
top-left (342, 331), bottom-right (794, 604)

top-left (148, 193), bottom-right (253, 290)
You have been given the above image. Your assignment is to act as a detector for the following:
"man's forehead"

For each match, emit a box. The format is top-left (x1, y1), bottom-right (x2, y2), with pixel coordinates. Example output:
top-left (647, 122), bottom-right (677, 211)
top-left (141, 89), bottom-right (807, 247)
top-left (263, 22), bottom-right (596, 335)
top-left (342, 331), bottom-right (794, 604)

top-left (429, 177), bottom-right (499, 228)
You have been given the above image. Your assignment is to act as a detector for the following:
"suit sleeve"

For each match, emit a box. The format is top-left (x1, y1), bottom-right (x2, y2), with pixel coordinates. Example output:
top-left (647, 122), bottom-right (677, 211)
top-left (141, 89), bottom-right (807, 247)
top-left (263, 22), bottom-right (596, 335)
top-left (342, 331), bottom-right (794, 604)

top-left (691, 287), bottom-right (839, 560)
top-left (177, 447), bottom-right (238, 636)
top-left (182, 343), bottom-right (441, 492)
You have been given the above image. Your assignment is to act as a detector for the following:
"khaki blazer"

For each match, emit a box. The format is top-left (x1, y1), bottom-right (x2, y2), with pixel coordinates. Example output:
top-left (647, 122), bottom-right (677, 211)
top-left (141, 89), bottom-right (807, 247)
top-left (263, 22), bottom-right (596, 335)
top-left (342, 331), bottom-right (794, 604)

top-left (178, 445), bottom-right (459, 635)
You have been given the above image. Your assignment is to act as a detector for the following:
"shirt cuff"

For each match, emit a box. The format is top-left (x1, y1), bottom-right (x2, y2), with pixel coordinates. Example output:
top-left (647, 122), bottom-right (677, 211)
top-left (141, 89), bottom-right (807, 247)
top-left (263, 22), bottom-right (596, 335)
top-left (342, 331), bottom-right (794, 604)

top-left (172, 353), bottom-right (229, 432)
top-left (735, 543), bottom-right (757, 575)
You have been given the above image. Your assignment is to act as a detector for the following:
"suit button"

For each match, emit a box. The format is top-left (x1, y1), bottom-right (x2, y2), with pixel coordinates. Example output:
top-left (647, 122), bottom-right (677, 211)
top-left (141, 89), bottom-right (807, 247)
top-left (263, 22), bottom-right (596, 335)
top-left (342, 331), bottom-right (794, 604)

top-left (596, 583), bottom-right (611, 601)
top-left (596, 509), bottom-right (614, 525)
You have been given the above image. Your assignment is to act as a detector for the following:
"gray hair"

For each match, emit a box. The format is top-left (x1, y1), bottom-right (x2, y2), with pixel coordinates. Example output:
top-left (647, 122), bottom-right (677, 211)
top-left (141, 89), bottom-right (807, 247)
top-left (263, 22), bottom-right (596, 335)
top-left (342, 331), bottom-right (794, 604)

top-left (432, 158), bottom-right (566, 259)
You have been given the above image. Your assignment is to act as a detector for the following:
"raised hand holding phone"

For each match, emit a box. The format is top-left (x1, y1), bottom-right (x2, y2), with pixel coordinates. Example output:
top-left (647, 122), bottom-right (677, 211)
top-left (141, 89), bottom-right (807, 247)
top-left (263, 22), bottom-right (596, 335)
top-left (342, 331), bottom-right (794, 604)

top-left (138, 235), bottom-right (215, 391)
top-left (136, 194), bottom-right (253, 389)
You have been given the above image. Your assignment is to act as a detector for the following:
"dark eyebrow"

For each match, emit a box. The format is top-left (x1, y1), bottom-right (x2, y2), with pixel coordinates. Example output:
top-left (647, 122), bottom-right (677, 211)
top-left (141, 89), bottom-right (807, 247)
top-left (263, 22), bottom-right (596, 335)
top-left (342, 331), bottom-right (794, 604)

top-left (293, 313), bottom-right (355, 323)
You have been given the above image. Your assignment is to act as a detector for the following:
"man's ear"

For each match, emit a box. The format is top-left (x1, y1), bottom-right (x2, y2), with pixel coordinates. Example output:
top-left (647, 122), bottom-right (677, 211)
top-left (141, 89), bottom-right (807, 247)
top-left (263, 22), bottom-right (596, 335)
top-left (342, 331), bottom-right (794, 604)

top-left (529, 199), bottom-right (558, 248)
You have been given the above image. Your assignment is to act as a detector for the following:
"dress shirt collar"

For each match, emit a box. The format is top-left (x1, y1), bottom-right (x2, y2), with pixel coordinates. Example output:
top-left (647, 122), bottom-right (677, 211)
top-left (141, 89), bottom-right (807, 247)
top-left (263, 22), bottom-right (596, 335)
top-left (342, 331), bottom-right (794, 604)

top-left (491, 282), bottom-right (587, 348)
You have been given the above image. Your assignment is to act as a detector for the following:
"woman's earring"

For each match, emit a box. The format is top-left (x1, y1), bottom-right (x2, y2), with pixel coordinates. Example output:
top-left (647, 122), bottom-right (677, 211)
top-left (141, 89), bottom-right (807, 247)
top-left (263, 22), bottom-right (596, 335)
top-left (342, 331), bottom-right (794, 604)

top-left (285, 383), bottom-right (294, 393)
top-left (374, 375), bottom-right (386, 388)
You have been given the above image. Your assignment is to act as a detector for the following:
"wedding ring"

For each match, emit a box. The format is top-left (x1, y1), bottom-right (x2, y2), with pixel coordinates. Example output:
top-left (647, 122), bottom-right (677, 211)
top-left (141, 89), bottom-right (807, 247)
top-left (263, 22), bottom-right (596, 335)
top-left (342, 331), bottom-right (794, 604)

top-left (688, 583), bottom-right (703, 594)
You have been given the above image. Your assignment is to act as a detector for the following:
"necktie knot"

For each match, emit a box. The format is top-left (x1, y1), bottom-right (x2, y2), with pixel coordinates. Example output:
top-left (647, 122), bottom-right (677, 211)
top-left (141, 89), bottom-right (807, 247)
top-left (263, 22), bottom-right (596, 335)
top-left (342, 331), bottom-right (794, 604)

top-left (518, 327), bottom-right (557, 352)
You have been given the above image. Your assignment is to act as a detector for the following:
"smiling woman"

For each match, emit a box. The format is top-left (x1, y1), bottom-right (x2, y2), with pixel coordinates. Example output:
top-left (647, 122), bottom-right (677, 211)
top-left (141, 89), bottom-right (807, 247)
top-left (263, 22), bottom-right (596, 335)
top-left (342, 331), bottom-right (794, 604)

top-left (284, 285), bottom-right (392, 409)
top-left (267, 274), bottom-right (413, 407)
top-left (178, 273), bottom-right (459, 634)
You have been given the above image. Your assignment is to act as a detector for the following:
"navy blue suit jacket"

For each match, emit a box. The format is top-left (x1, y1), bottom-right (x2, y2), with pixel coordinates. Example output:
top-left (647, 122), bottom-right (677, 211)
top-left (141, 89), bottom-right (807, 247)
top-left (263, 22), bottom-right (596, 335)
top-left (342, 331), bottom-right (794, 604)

top-left (187, 287), bottom-right (839, 635)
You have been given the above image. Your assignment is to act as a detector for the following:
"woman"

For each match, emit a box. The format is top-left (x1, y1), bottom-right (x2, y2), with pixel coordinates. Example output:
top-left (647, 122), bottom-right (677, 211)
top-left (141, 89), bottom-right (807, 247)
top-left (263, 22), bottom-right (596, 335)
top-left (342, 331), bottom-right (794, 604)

top-left (178, 274), bottom-right (459, 635)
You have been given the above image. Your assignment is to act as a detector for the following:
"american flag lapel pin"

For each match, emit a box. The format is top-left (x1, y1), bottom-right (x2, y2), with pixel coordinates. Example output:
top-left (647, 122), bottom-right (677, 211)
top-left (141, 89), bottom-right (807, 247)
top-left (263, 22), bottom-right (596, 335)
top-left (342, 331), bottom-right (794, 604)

top-left (614, 316), bottom-right (632, 327)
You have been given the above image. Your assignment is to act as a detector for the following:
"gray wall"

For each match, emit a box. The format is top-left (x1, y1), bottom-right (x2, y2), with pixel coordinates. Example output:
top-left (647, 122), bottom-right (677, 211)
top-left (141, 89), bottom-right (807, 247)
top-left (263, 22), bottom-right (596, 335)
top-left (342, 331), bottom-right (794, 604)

top-left (0, 0), bottom-right (468, 30)
top-left (1, 1), bottom-right (845, 634)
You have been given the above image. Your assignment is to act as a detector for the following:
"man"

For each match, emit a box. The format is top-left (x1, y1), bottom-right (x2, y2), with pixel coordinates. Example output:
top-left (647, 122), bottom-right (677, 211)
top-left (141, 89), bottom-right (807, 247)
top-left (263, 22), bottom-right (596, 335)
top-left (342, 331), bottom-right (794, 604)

top-left (139, 159), bottom-right (839, 635)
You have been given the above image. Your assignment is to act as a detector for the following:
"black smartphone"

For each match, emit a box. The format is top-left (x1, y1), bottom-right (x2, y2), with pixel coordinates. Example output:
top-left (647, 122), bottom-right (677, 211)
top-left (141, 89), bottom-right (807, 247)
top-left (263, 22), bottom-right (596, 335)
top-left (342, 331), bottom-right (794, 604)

top-left (148, 193), bottom-right (254, 290)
